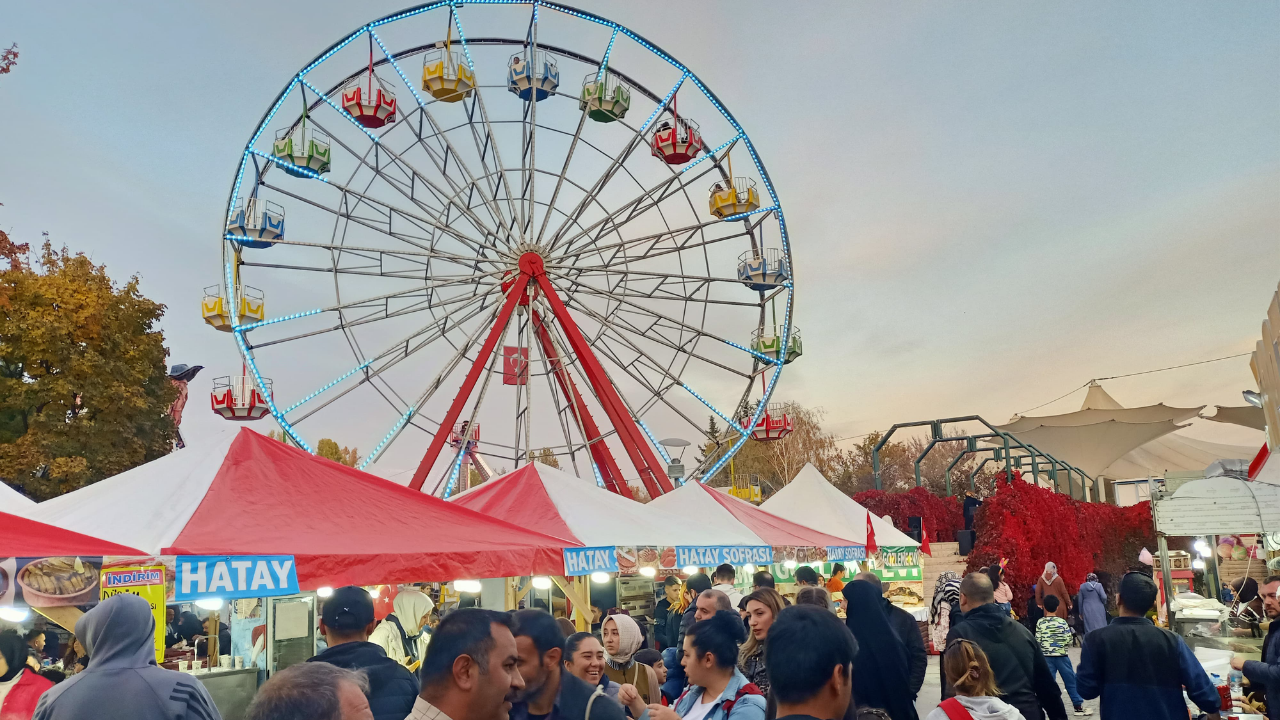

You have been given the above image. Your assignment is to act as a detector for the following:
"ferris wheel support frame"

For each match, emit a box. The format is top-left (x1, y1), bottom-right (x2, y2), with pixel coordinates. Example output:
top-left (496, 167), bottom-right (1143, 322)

top-left (407, 252), bottom-right (673, 497)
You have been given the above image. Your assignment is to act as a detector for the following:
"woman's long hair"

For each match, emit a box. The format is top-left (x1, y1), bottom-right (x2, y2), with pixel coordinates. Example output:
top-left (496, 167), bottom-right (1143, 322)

top-left (943, 639), bottom-right (1001, 697)
top-left (738, 588), bottom-right (784, 663)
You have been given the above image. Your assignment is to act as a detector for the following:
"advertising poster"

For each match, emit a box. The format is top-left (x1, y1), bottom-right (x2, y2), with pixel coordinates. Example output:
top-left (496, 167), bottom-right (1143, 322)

top-left (1, 556), bottom-right (105, 609)
top-left (99, 565), bottom-right (167, 663)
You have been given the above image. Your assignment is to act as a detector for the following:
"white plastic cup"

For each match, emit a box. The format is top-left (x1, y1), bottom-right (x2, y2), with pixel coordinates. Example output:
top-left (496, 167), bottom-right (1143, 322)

top-left (234, 656), bottom-right (244, 669)
top-left (177, 660), bottom-right (189, 672)
top-left (220, 655), bottom-right (233, 669)
top-left (192, 659), bottom-right (203, 672)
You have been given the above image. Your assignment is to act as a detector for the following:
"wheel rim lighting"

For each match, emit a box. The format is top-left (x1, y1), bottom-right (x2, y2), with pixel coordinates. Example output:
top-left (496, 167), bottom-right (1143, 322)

top-left (195, 598), bottom-right (224, 611)
top-left (455, 580), bottom-right (483, 593)
top-left (0, 607), bottom-right (30, 623)
top-left (531, 576), bottom-right (553, 590)
top-left (638, 566), bottom-right (656, 578)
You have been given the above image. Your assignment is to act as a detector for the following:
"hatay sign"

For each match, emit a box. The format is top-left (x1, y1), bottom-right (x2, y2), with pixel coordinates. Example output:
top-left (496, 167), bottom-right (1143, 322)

top-left (175, 555), bottom-right (299, 601)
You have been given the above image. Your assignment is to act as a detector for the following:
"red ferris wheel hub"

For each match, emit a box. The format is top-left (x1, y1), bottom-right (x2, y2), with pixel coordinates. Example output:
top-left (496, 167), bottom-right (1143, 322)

top-left (517, 251), bottom-right (546, 276)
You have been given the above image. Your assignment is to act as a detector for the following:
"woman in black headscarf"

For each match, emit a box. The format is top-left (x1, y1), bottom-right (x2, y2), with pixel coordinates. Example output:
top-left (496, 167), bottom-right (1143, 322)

top-left (842, 579), bottom-right (920, 720)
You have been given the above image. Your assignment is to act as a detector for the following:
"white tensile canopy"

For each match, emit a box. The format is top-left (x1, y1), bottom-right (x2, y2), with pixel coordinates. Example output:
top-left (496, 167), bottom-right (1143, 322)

top-left (1205, 405), bottom-right (1266, 432)
top-left (0, 481), bottom-right (36, 514)
top-left (760, 463), bottom-right (919, 547)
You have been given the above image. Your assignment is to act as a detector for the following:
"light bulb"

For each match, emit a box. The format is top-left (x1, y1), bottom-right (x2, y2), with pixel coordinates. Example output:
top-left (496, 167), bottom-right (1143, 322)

top-left (195, 598), bottom-right (224, 611)
top-left (1192, 559), bottom-right (1206, 570)
top-left (639, 566), bottom-right (656, 578)
top-left (742, 564), bottom-right (756, 574)
top-left (531, 576), bottom-right (553, 590)
top-left (590, 571), bottom-right (610, 584)
top-left (368, 587), bottom-right (380, 598)
top-left (682, 566), bottom-right (698, 576)
top-left (1194, 540), bottom-right (1211, 558)
top-left (455, 580), bottom-right (482, 593)
top-left (316, 587), bottom-right (334, 598)
top-left (784, 560), bottom-right (797, 569)
top-left (0, 607), bottom-right (30, 622)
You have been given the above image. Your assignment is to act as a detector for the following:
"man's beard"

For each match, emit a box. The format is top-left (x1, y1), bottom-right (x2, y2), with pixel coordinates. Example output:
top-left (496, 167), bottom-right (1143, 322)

top-left (514, 669), bottom-right (548, 702)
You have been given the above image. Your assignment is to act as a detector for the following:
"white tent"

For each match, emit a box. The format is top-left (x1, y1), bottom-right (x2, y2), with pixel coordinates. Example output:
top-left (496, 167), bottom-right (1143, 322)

top-left (450, 463), bottom-right (714, 547)
top-left (1103, 433), bottom-right (1259, 479)
top-left (0, 482), bottom-right (35, 515)
top-left (760, 464), bottom-right (919, 548)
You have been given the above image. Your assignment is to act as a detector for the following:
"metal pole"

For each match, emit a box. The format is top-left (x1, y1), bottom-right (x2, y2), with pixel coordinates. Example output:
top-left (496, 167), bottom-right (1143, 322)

top-left (1157, 534), bottom-right (1176, 628)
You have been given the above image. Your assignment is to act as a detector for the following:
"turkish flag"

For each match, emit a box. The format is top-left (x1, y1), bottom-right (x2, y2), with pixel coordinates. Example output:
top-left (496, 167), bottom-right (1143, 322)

top-left (866, 513), bottom-right (878, 556)
top-left (920, 520), bottom-right (932, 557)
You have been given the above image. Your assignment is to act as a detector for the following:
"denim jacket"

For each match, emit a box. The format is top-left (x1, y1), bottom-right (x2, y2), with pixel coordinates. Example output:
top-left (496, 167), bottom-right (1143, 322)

top-left (673, 669), bottom-right (766, 720)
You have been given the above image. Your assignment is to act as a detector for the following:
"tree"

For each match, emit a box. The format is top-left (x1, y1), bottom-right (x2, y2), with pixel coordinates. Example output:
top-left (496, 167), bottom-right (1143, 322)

top-left (0, 44), bottom-right (17, 76)
top-left (697, 403), bottom-right (841, 494)
top-left (316, 438), bottom-right (360, 467)
top-left (532, 447), bottom-right (559, 469)
top-left (0, 237), bottom-right (176, 500)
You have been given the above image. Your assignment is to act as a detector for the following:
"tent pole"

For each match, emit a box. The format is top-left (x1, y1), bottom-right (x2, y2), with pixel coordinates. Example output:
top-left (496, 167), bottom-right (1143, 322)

top-left (1157, 534), bottom-right (1175, 627)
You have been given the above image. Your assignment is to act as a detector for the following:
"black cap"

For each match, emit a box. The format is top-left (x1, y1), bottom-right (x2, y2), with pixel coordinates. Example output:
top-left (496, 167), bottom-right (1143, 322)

top-left (322, 586), bottom-right (375, 632)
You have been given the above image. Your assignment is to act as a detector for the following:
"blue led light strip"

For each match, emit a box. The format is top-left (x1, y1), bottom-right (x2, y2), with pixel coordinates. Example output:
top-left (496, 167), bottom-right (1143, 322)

top-left (369, 28), bottom-right (429, 109)
top-left (234, 307), bottom-right (324, 332)
top-left (596, 26), bottom-right (619, 82)
top-left (720, 204), bottom-right (777, 223)
top-left (358, 405), bottom-right (417, 470)
top-left (721, 338), bottom-right (781, 366)
top-left (682, 384), bottom-right (747, 438)
top-left (681, 133), bottom-right (742, 173)
top-left (639, 72), bottom-right (688, 136)
top-left (247, 149), bottom-right (330, 183)
top-left (591, 462), bottom-right (605, 488)
top-left (450, 4), bottom-right (477, 74)
top-left (637, 419), bottom-right (671, 463)
top-left (442, 442), bottom-right (469, 498)
top-left (370, 1), bottom-right (450, 28)
top-left (299, 77), bottom-right (381, 144)
top-left (281, 360), bottom-right (373, 415)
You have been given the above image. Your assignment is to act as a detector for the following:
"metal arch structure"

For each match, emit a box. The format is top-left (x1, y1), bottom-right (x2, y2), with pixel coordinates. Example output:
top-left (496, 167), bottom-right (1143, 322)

top-left (871, 416), bottom-right (1097, 500)
top-left (216, 2), bottom-right (796, 498)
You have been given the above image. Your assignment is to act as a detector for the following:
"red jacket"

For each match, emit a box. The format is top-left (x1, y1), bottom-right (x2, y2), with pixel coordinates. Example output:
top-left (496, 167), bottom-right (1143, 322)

top-left (1, 670), bottom-right (54, 720)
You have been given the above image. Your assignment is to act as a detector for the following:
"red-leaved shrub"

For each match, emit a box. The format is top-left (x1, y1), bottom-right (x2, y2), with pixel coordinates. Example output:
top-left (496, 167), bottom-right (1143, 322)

top-left (852, 486), bottom-right (965, 542)
top-left (966, 471), bottom-right (1154, 612)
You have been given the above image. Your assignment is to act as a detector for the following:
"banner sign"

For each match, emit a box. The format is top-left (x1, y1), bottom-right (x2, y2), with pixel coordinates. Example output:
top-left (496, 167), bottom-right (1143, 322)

top-left (826, 546), bottom-right (867, 562)
top-left (676, 546), bottom-right (772, 567)
top-left (880, 546), bottom-right (920, 568)
top-left (563, 547), bottom-right (618, 576)
top-left (175, 555), bottom-right (298, 601)
top-left (100, 565), bottom-right (166, 662)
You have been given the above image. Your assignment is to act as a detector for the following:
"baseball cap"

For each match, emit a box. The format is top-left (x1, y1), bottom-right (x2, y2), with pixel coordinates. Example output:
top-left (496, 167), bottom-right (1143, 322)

top-left (322, 586), bottom-right (375, 632)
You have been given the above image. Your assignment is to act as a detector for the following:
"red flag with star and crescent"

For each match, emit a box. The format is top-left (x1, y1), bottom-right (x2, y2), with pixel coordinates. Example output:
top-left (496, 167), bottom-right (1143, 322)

top-left (866, 512), bottom-right (878, 556)
top-left (920, 519), bottom-right (932, 557)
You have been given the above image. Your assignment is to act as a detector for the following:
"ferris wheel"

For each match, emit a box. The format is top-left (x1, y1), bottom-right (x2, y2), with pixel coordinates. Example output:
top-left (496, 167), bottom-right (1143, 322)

top-left (207, 1), bottom-right (799, 499)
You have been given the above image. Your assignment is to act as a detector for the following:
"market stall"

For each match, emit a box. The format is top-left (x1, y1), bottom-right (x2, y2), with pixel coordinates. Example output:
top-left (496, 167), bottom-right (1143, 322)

top-left (761, 464), bottom-right (925, 614)
top-left (23, 428), bottom-right (576, 717)
top-left (451, 462), bottom-right (731, 628)
top-left (646, 478), bottom-right (865, 603)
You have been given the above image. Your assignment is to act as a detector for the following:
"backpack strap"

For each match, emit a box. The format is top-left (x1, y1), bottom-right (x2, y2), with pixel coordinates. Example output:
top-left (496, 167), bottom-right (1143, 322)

top-left (585, 685), bottom-right (605, 720)
top-left (721, 683), bottom-right (763, 716)
top-left (938, 698), bottom-right (974, 720)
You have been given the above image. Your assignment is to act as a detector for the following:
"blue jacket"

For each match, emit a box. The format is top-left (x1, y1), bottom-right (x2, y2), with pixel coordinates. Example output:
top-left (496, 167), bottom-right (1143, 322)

top-left (673, 669), bottom-right (766, 720)
top-left (1076, 616), bottom-right (1219, 719)
top-left (1242, 620), bottom-right (1280, 720)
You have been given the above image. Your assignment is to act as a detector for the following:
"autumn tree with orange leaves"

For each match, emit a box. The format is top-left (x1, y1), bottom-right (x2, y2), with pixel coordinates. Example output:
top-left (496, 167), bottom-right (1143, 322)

top-left (0, 235), bottom-right (176, 500)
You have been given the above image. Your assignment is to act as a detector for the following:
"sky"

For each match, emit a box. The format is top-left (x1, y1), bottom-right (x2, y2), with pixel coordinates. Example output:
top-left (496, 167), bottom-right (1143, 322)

top-left (1, 1), bottom-right (1277, 474)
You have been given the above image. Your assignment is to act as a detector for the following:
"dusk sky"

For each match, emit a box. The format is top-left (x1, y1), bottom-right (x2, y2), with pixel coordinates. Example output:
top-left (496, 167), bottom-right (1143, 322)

top-left (2, 1), bottom-right (1277, 470)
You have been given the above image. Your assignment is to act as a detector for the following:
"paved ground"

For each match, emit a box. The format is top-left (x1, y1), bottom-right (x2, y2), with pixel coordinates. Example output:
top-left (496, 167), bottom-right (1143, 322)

top-left (914, 647), bottom-right (1100, 718)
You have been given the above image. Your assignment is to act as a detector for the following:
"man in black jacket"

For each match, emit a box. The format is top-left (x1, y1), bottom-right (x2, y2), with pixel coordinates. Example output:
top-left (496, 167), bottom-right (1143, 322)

top-left (511, 609), bottom-right (627, 720)
top-left (853, 572), bottom-right (926, 698)
top-left (653, 576), bottom-right (683, 651)
top-left (311, 586), bottom-right (418, 720)
top-left (943, 573), bottom-right (1067, 720)
top-left (1233, 575), bottom-right (1280, 720)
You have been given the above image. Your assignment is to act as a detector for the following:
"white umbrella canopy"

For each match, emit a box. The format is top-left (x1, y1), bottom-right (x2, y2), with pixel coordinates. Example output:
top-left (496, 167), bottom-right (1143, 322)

top-left (761, 463), bottom-right (918, 547)
top-left (0, 481), bottom-right (35, 515)
top-left (996, 381), bottom-right (1206, 478)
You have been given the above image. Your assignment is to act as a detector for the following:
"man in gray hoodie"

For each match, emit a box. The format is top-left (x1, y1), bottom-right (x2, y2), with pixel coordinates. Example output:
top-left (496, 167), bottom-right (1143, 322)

top-left (33, 593), bottom-right (222, 720)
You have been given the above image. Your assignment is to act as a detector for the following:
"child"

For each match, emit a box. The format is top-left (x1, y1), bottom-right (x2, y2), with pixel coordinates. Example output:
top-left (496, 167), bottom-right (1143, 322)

top-left (1037, 595), bottom-right (1091, 717)
top-left (927, 639), bottom-right (1023, 720)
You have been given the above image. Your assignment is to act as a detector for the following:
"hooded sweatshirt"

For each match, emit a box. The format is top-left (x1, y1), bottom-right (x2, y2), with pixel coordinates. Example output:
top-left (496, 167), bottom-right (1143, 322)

top-left (309, 641), bottom-right (418, 720)
top-left (924, 696), bottom-right (1025, 720)
top-left (33, 593), bottom-right (222, 720)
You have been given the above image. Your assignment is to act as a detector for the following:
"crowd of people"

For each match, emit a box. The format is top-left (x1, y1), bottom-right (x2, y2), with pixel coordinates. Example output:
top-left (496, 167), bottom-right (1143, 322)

top-left (1, 564), bottom-right (1276, 720)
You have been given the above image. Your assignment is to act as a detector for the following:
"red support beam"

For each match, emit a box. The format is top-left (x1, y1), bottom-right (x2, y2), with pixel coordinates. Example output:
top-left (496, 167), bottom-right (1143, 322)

top-left (531, 309), bottom-right (632, 499)
top-left (529, 260), bottom-right (674, 497)
top-left (409, 272), bottom-right (531, 492)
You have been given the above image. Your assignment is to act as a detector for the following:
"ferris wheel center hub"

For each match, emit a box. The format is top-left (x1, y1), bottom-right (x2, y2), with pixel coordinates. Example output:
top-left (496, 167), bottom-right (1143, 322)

top-left (517, 251), bottom-right (546, 276)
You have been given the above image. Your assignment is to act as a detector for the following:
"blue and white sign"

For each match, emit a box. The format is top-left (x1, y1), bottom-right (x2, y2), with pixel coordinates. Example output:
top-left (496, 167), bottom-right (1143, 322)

top-left (676, 546), bottom-right (772, 567)
top-left (826, 546), bottom-right (867, 562)
top-left (175, 555), bottom-right (299, 601)
top-left (563, 547), bottom-right (618, 576)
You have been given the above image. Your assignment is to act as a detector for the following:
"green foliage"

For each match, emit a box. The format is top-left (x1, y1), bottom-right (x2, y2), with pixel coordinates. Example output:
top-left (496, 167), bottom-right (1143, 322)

top-left (0, 238), bottom-right (176, 500)
top-left (532, 447), bottom-right (559, 469)
top-left (316, 437), bottom-right (360, 467)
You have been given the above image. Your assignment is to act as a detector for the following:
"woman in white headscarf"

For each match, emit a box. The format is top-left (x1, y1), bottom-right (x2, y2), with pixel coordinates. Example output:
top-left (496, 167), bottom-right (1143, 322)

top-left (1034, 561), bottom-right (1071, 619)
top-left (601, 613), bottom-right (659, 707)
top-left (369, 589), bottom-right (435, 668)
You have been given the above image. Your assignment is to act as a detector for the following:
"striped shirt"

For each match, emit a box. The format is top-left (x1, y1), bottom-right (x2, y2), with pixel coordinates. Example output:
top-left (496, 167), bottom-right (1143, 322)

top-left (1036, 616), bottom-right (1072, 657)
